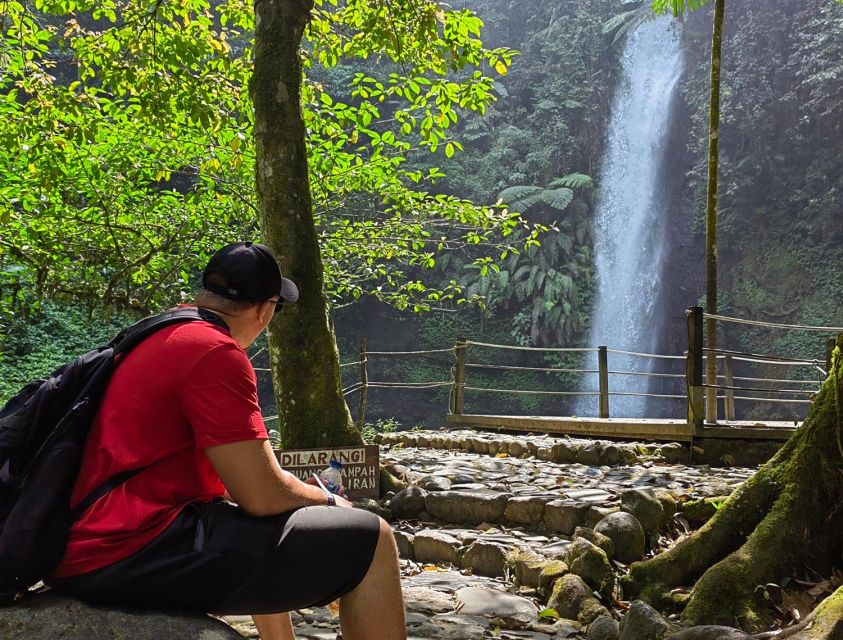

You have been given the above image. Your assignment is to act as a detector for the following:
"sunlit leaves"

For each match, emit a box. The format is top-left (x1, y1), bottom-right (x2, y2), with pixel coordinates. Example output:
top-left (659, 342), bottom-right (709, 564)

top-left (1, 0), bottom-right (526, 324)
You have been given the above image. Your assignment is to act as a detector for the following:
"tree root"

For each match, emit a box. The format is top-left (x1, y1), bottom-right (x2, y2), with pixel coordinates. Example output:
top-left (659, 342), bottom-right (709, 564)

top-left (624, 353), bottom-right (843, 632)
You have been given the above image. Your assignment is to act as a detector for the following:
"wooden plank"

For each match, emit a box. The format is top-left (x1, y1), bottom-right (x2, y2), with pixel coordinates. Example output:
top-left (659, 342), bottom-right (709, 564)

top-left (446, 414), bottom-right (797, 443)
top-left (447, 414), bottom-right (696, 442)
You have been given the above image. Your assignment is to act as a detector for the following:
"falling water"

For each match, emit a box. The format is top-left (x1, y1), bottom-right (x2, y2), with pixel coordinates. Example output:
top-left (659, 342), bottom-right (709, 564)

top-left (578, 17), bottom-right (684, 418)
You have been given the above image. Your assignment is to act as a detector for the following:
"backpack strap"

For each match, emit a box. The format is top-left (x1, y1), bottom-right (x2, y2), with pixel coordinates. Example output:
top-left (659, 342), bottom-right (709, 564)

top-left (70, 307), bottom-right (230, 523)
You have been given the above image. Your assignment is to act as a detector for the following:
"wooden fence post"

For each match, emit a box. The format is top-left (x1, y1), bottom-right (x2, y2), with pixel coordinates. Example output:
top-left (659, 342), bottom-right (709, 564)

top-left (598, 346), bottom-right (609, 418)
top-left (356, 338), bottom-right (368, 429)
top-left (687, 306), bottom-right (704, 432)
top-left (724, 353), bottom-right (735, 422)
top-left (453, 337), bottom-right (467, 415)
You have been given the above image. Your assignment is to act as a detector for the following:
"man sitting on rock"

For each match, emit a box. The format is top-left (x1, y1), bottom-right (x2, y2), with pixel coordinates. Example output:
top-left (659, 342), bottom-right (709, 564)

top-left (48, 242), bottom-right (406, 640)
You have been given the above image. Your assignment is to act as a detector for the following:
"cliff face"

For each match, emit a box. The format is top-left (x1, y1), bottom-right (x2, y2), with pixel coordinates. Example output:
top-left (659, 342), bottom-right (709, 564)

top-left (677, 0), bottom-right (843, 330)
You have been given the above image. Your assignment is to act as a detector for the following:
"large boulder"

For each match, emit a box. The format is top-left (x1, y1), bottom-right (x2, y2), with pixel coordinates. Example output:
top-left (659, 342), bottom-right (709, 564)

top-left (390, 485), bottom-right (428, 519)
top-left (0, 593), bottom-right (242, 640)
top-left (573, 526), bottom-right (615, 560)
top-left (461, 540), bottom-right (509, 577)
top-left (620, 488), bottom-right (665, 534)
top-left (544, 500), bottom-right (589, 535)
top-left (547, 574), bottom-right (608, 625)
top-left (619, 600), bottom-right (668, 640)
top-left (413, 529), bottom-right (461, 564)
top-left (566, 538), bottom-right (615, 596)
top-left (505, 496), bottom-right (549, 526)
top-left (595, 512), bottom-right (646, 564)
top-left (425, 491), bottom-right (509, 525)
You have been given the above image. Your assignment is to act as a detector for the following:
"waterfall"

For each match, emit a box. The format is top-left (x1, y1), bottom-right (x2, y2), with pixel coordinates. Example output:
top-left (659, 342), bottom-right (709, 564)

top-left (578, 17), bottom-right (684, 418)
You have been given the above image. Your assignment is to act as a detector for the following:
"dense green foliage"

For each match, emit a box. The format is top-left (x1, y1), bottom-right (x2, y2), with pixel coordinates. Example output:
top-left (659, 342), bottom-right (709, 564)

top-left (0, 0), bottom-right (533, 331)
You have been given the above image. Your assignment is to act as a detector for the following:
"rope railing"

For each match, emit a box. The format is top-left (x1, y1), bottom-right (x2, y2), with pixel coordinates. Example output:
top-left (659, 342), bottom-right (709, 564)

top-left (702, 383), bottom-right (816, 395)
top-left (467, 363), bottom-right (599, 374)
top-left (367, 348), bottom-right (454, 356)
top-left (703, 347), bottom-right (819, 366)
top-left (609, 370), bottom-right (685, 379)
top-left (609, 391), bottom-right (688, 399)
top-left (465, 340), bottom-right (595, 353)
top-left (464, 386), bottom-right (600, 397)
top-left (721, 396), bottom-right (813, 405)
top-left (606, 348), bottom-right (686, 360)
top-left (703, 312), bottom-right (843, 333)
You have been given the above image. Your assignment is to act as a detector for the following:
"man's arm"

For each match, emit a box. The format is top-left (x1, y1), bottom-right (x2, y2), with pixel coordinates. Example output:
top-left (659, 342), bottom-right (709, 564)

top-left (205, 439), bottom-right (350, 516)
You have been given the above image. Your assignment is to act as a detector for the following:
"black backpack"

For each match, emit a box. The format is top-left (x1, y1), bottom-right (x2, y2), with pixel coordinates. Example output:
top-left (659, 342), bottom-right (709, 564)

top-left (0, 307), bottom-right (228, 602)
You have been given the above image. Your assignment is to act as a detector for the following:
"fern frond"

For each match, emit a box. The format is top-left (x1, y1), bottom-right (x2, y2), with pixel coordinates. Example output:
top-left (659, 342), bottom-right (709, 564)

top-left (539, 187), bottom-right (574, 211)
top-left (549, 173), bottom-right (594, 190)
top-left (498, 185), bottom-right (544, 210)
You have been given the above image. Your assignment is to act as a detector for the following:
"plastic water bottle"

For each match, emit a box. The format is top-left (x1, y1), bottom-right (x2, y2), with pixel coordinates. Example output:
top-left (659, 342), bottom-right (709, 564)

top-left (319, 460), bottom-right (343, 494)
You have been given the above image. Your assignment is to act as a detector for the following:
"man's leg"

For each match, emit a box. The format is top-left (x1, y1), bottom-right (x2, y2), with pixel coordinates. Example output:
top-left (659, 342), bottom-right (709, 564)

top-left (338, 517), bottom-right (406, 640)
top-left (252, 612), bottom-right (296, 640)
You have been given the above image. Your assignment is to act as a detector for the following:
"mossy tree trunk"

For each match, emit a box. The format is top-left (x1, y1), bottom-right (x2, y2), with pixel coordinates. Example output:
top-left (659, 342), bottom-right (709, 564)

top-left (252, 0), bottom-right (359, 449)
top-left (623, 335), bottom-right (843, 632)
top-left (705, 0), bottom-right (724, 423)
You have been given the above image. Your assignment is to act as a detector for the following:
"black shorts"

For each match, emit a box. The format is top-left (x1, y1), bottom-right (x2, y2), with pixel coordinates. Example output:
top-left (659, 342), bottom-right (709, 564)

top-left (49, 501), bottom-right (381, 615)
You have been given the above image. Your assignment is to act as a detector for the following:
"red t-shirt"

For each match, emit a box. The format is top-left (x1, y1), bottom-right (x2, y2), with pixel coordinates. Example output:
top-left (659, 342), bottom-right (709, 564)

top-left (52, 314), bottom-right (268, 578)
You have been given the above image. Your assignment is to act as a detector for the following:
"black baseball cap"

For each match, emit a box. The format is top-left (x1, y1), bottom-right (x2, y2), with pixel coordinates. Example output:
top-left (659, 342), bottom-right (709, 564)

top-left (202, 242), bottom-right (299, 303)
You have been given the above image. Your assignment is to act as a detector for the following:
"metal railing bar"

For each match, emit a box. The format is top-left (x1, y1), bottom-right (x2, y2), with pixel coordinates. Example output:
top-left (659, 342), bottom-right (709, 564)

top-left (463, 386), bottom-right (601, 396)
top-left (367, 348), bottom-right (455, 356)
top-left (703, 313), bottom-right (843, 333)
top-left (466, 363), bottom-right (599, 374)
top-left (719, 395), bottom-right (813, 405)
top-left (606, 349), bottom-right (685, 360)
top-left (608, 392), bottom-right (688, 399)
top-left (608, 370), bottom-right (686, 379)
top-left (465, 340), bottom-right (596, 353)
top-left (702, 383), bottom-right (817, 395)
top-left (366, 381), bottom-right (453, 388)
top-left (339, 360), bottom-right (365, 368)
top-left (703, 347), bottom-right (818, 366)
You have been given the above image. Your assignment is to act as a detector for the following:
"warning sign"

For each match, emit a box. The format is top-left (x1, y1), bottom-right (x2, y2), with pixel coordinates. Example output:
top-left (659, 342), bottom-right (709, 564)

top-left (275, 445), bottom-right (380, 500)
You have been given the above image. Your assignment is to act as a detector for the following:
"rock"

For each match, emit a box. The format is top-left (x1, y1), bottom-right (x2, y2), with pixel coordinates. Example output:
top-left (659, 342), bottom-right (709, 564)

top-left (505, 496), bottom-right (549, 526)
top-left (537, 446), bottom-right (554, 461)
top-left (0, 593), bottom-right (242, 640)
top-left (544, 500), bottom-right (589, 535)
top-left (420, 475), bottom-right (452, 491)
top-left (508, 549), bottom-right (548, 588)
top-left (547, 574), bottom-right (608, 625)
top-left (352, 498), bottom-right (393, 521)
top-left (620, 488), bottom-right (665, 534)
top-left (455, 586), bottom-right (538, 623)
top-left (565, 538), bottom-right (615, 596)
top-left (667, 626), bottom-right (752, 640)
top-left (551, 441), bottom-right (578, 463)
top-left (425, 491), bottom-right (509, 525)
top-left (588, 614), bottom-right (621, 640)
top-left (577, 442), bottom-right (603, 465)
top-left (413, 529), bottom-right (461, 565)
top-left (394, 530), bottom-right (415, 560)
top-left (655, 443), bottom-right (687, 464)
top-left (573, 527), bottom-right (614, 560)
top-left (619, 600), bottom-right (668, 640)
top-left (538, 560), bottom-right (570, 597)
top-left (600, 445), bottom-right (621, 466)
top-left (586, 505), bottom-right (620, 529)
top-left (462, 540), bottom-right (509, 577)
top-left (595, 512), bottom-right (646, 564)
top-left (507, 441), bottom-right (527, 457)
top-left (655, 491), bottom-right (677, 521)
top-left (390, 485), bottom-right (429, 519)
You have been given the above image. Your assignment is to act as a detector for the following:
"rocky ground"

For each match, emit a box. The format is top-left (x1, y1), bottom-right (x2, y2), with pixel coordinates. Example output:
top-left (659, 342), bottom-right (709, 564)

top-left (223, 429), bottom-right (774, 640)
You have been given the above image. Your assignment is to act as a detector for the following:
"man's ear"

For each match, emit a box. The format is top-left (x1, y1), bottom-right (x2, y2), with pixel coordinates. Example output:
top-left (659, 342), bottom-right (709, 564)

top-left (256, 300), bottom-right (273, 325)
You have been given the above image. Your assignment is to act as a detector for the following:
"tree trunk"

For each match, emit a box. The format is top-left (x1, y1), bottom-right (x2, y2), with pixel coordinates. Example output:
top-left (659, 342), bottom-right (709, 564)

top-left (623, 334), bottom-right (843, 633)
top-left (704, 0), bottom-right (724, 423)
top-left (252, 0), bottom-right (360, 449)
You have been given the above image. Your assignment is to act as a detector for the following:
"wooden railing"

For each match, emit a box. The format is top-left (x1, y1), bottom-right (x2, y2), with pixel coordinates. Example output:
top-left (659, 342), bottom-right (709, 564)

top-left (291, 307), bottom-right (843, 430)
